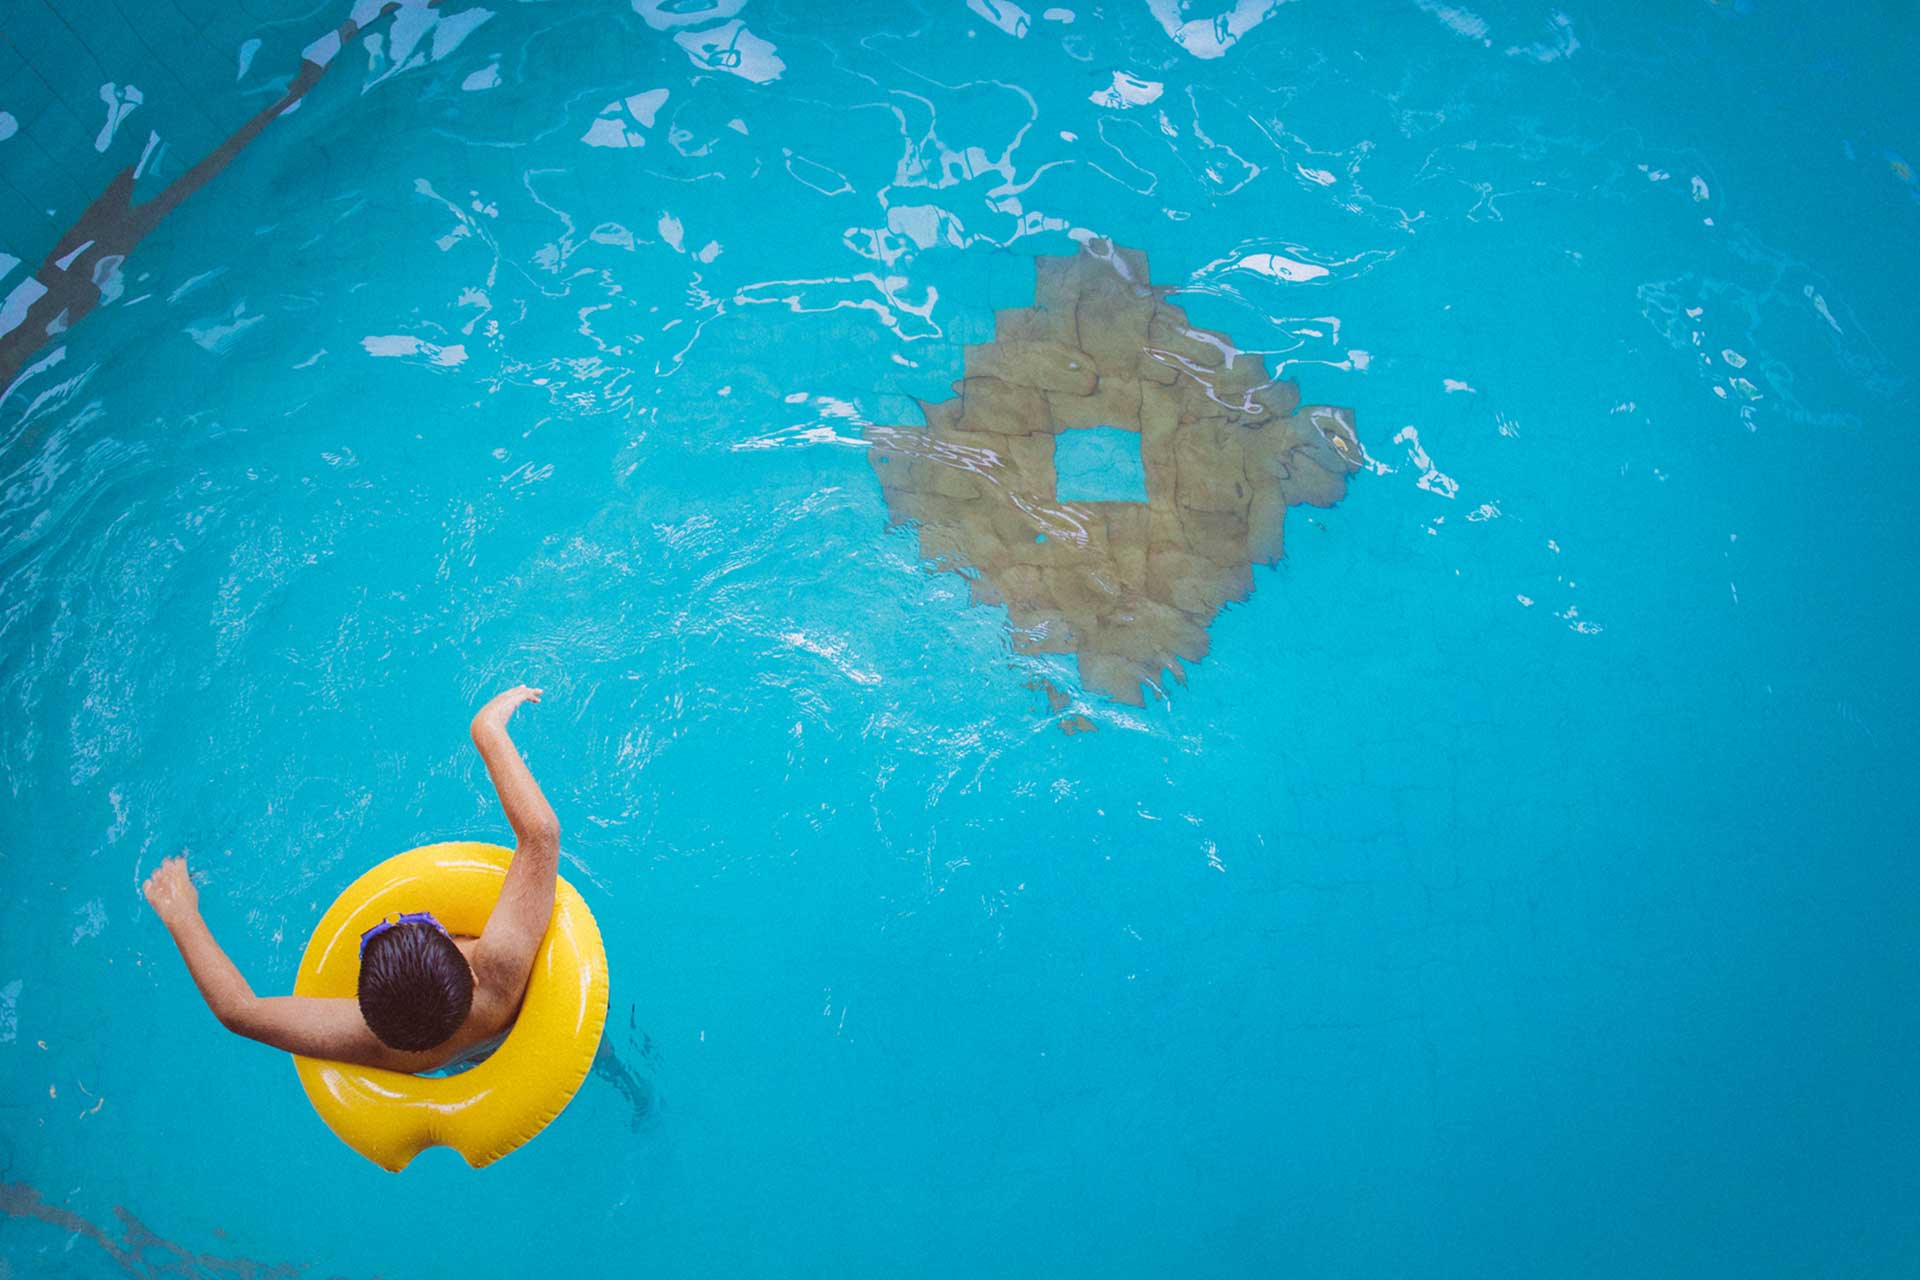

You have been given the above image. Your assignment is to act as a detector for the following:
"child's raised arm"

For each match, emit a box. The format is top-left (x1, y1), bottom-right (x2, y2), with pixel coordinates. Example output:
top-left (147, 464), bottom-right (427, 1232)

top-left (468, 685), bottom-right (558, 847)
top-left (467, 686), bottom-right (561, 1019)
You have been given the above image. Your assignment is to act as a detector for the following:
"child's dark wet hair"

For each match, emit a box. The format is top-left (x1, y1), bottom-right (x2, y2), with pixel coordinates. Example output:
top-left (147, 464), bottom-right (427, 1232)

top-left (357, 921), bottom-right (473, 1051)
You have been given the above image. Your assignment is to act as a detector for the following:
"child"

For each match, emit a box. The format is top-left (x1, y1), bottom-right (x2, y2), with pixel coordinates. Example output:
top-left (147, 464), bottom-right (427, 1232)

top-left (142, 685), bottom-right (559, 1073)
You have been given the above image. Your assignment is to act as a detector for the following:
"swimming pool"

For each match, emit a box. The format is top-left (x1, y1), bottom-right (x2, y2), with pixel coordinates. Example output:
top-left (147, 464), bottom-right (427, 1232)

top-left (3, 0), bottom-right (1916, 1273)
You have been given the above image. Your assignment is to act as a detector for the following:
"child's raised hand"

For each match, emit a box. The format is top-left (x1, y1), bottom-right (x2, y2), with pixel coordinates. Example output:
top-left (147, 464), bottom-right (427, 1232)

top-left (471, 684), bottom-right (544, 738)
top-left (142, 855), bottom-right (199, 925)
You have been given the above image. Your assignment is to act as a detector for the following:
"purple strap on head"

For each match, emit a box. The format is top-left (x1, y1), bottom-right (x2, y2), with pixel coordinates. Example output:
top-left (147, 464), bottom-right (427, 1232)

top-left (359, 910), bottom-right (450, 956)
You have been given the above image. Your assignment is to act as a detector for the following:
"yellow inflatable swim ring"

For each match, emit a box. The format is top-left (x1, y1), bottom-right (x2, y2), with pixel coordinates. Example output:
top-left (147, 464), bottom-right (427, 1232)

top-left (292, 841), bottom-right (609, 1171)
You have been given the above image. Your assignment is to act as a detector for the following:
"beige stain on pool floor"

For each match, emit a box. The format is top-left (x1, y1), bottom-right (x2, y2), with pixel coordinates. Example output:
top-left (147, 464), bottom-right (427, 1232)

top-left (866, 239), bottom-right (1362, 705)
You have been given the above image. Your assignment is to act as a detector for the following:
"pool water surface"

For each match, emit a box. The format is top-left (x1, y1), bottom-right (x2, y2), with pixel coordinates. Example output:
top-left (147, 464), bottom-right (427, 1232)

top-left (1, 0), bottom-right (1917, 1275)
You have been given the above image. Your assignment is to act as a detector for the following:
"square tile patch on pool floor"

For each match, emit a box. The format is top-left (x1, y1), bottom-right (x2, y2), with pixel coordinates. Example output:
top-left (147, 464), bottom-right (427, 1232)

top-left (864, 239), bottom-right (1361, 704)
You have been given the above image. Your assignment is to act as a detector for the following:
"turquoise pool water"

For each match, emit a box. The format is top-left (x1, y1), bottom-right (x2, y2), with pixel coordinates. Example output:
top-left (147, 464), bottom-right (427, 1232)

top-left (3, 0), bottom-right (1918, 1274)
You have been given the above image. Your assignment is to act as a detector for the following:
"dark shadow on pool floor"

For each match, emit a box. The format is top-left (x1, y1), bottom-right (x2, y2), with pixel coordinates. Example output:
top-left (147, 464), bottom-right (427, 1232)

top-left (0, 2), bottom-right (443, 393)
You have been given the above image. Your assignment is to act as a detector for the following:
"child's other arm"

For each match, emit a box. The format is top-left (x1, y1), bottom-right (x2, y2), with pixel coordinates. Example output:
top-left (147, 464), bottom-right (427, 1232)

top-left (143, 855), bottom-right (256, 1026)
top-left (141, 856), bottom-right (415, 1070)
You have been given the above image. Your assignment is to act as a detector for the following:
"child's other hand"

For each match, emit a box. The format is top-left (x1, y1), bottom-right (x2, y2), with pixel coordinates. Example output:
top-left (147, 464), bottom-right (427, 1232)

top-left (142, 855), bottom-right (199, 925)
top-left (471, 684), bottom-right (544, 738)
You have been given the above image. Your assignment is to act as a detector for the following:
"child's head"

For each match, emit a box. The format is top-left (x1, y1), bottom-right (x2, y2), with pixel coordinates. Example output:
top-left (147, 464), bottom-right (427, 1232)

top-left (357, 920), bottom-right (474, 1051)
